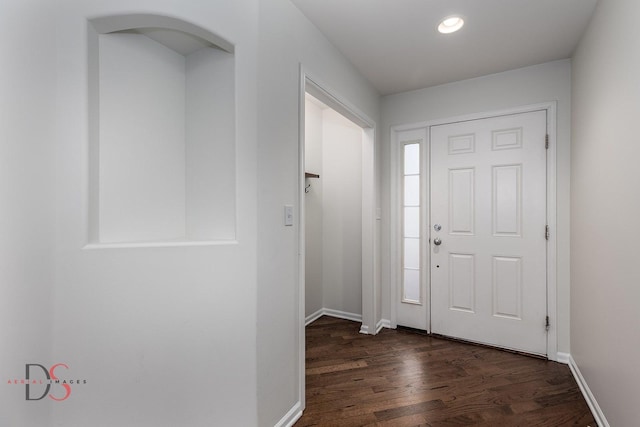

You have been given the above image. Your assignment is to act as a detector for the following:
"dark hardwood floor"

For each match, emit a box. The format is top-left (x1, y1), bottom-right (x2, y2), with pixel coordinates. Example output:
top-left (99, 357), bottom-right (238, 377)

top-left (295, 316), bottom-right (596, 427)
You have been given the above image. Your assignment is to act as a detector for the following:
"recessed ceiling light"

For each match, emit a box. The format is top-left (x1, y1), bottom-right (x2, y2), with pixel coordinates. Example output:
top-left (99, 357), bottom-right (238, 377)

top-left (438, 15), bottom-right (464, 34)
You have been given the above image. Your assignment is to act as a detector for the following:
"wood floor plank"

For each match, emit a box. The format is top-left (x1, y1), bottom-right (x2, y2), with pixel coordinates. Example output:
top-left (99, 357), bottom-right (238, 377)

top-left (374, 399), bottom-right (446, 421)
top-left (294, 317), bottom-right (596, 426)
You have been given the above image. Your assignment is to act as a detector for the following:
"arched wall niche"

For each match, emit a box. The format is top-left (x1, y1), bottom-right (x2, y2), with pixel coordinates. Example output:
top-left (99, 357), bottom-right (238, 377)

top-left (87, 14), bottom-right (236, 247)
top-left (89, 14), bottom-right (234, 53)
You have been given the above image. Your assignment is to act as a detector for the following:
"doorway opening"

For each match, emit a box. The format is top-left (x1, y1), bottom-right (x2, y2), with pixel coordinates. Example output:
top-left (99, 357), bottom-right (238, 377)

top-left (297, 70), bottom-right (377, 412)
top-left (303, 92), bottom-right (364, 325)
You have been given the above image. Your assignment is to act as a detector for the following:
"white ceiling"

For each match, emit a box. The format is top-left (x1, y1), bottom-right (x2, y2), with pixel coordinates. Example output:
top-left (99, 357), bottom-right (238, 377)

top-left (291, 0), bottom-right (598, 95)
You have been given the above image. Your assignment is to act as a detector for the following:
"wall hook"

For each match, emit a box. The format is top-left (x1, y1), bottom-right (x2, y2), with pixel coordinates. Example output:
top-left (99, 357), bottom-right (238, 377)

top-left (304, 172), bottom-right (319, 194)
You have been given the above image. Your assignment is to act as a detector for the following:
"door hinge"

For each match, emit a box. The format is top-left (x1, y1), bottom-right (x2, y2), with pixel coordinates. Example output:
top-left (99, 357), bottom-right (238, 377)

top-left (545, 315), bottom-right (550, 332)
top-left (545, 225), bottom-right (550, 240)
top-left (545, 134), bottom-right (549, 149)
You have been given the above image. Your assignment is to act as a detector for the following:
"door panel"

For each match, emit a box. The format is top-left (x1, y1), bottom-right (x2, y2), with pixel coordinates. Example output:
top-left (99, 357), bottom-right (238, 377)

top-left (449, 168), bottom-right (475, 234)
top-left (449, 252), bottom-right (475, 312)
top-left (430, 111), bottom-right (547, 355)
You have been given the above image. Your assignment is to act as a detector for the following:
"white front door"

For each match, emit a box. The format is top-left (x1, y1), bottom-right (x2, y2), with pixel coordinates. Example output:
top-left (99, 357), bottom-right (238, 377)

top-left (430, 110), bottom-right (548, 355)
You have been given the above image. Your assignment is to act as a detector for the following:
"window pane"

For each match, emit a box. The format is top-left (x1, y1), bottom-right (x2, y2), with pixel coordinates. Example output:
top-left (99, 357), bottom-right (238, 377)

top-left (404, 175), bottom-right (420, 206)
top-left (404, 207), bottom-right (420, 238)
top-left (404, 143), bottom-right (420, 175)
top-left (403, 269), bottom-right (420, 302)
top-left (403, 238), bottom-right (420, 269)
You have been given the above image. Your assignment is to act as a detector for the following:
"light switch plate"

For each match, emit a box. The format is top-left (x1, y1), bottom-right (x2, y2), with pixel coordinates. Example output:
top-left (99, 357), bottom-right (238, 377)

top-left (284, 205), bottom-right (294, 226)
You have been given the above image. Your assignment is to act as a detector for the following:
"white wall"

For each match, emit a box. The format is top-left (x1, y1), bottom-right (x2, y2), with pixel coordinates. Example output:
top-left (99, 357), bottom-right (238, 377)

top-left (53, 1), bottom-right (258, 426)
top-left (321, 109), bottom-right (363, 316)
top-left (257, 0), bottom-right (380, 424)
top-left (2, 0), bottom-right (379, 425)
top-left (185, 46), bottom-right (236, 241)
top-left (571, 0), bottom-right (640, 425)
top-left (305, 102), bottom-right (364, 319)
top-left (98, 32), bottom-right (187, 243)
top-left (381, 60), bottom-right (572, 354)
top-left (0, 1), bottom-right (56, 425)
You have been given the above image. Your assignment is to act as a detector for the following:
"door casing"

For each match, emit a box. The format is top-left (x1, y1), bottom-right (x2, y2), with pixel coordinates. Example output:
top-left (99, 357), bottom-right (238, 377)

top-left (390, 102), bottom-right (558, 360)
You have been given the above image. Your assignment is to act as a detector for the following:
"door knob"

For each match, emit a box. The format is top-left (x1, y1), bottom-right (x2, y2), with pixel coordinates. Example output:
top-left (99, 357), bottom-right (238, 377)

top-left (433, 237), bottom-right (442, 246)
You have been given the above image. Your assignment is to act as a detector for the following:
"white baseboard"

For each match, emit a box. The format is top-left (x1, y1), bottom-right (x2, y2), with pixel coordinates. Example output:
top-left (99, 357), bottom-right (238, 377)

top-left (305, 308), bottom-right (362, 326)
top-left (274, 401), bottom-right (303, 427)
top-left (562, 354), bottom-right (610, 427)
top-left (362, 318), bottom-right (392, 335)
top-left (556, 352), bottom-right (570, 364)
top-left (305, 308), bottom-right (324, 326)
top-left (323, 308), bottom-right (362, 322)
top-left (376, 318), bottom-right (391, 334)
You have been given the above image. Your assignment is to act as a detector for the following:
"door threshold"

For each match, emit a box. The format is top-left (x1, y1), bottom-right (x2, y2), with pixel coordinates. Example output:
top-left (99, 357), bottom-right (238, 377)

top-left (399, 329), bottom-right (548, 361)
top-left (396, 325), bottom-right (430, 336)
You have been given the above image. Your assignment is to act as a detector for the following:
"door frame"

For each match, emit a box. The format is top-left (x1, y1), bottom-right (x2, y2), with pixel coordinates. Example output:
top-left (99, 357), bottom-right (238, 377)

top-left (296, 66), bottom-right (378, 410)
top-left (390, 102), bottom-right (558, 360)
